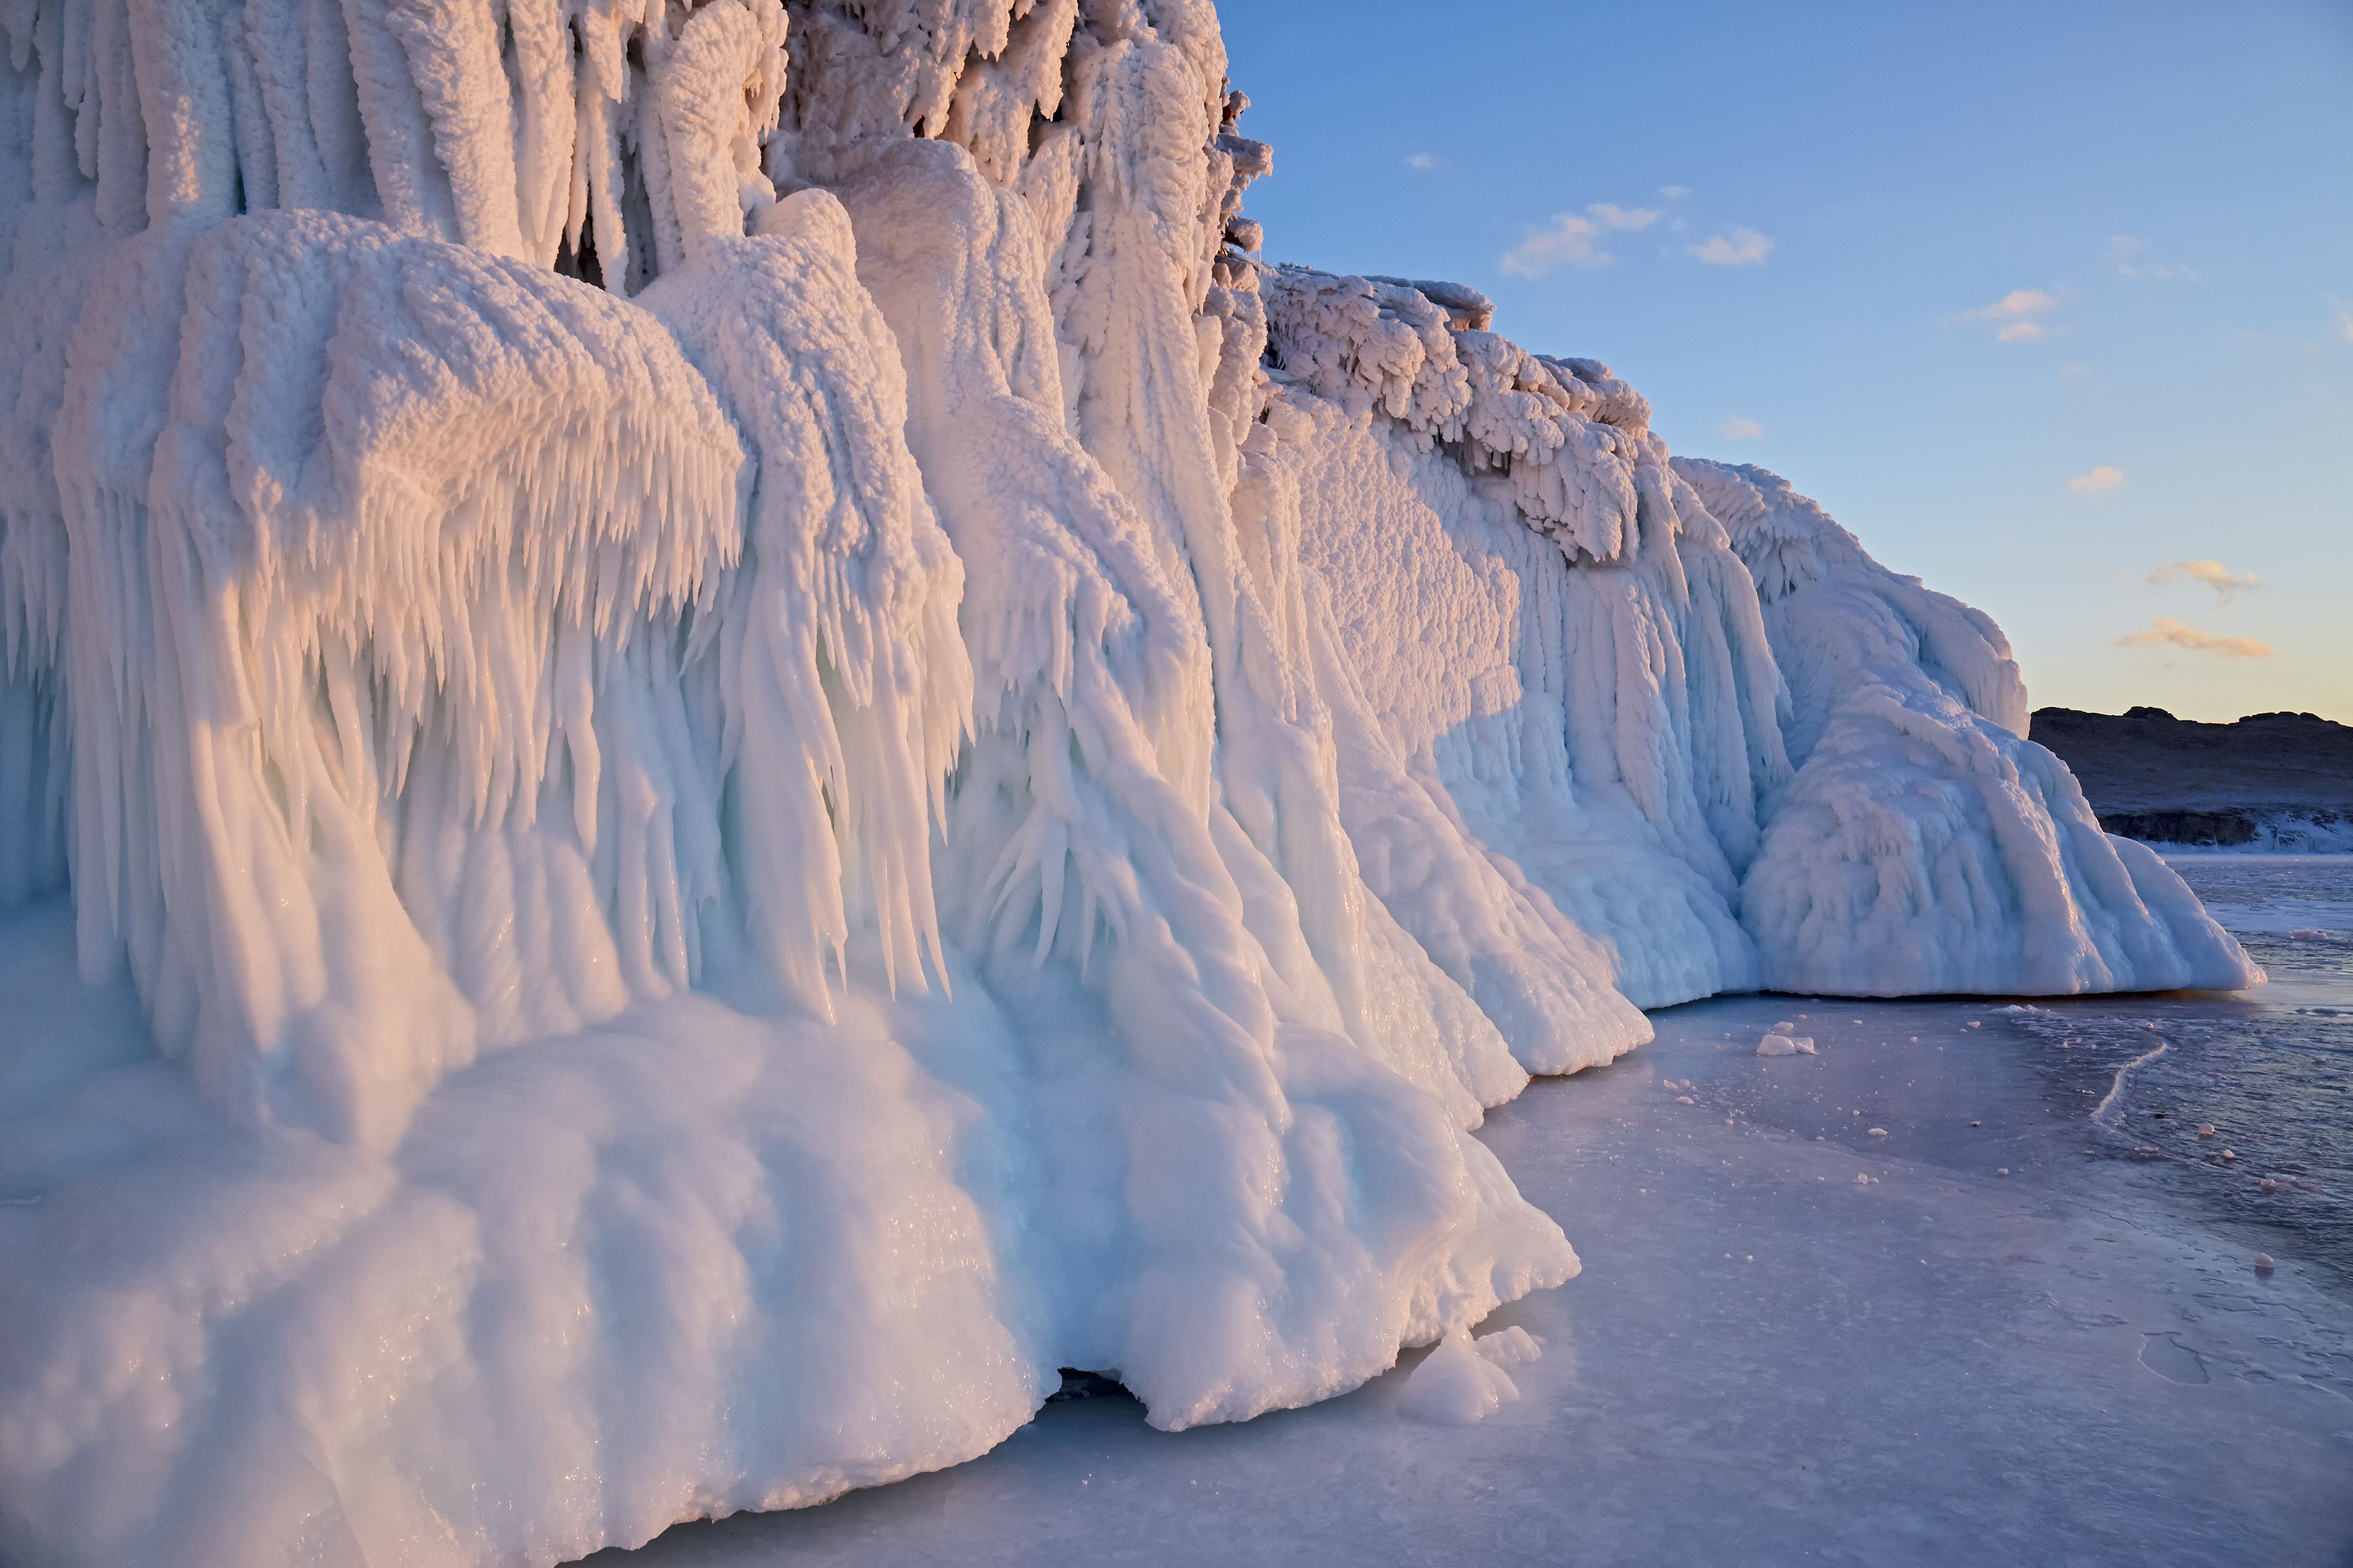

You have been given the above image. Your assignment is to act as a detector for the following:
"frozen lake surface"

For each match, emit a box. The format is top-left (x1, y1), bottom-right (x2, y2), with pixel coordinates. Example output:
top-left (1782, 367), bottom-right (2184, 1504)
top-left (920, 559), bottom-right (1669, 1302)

top-left (587, 856), bottom-right (2353, 1568)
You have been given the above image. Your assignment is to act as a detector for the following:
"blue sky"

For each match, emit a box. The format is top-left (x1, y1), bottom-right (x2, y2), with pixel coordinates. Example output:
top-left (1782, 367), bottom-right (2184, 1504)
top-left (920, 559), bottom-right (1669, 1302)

top-left (1219, 0), bottom-right (2353, 723)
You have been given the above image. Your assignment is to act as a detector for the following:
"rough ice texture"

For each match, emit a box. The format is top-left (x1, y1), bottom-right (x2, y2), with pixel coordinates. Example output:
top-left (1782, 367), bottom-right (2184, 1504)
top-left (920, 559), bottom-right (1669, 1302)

top-left (1677, 460), bottom-right (2257, 997)
top-left (0, 1), bottom-right (2255, 1564)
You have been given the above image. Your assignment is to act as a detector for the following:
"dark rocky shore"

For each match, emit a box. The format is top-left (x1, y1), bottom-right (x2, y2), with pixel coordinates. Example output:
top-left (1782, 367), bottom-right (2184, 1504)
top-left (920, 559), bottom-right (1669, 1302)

top-left (2030, 706), bottom-right (2353, 847)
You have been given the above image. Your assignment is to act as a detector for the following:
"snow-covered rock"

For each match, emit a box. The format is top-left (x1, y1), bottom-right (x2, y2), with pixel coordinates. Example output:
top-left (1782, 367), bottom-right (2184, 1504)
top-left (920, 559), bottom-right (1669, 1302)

top-left (0, 0), bottom-right (2257, 1563)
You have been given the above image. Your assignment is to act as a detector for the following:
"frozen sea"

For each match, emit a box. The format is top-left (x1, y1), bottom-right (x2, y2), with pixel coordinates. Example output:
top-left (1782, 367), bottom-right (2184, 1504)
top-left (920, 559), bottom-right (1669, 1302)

top-left (588, 856), bottom-right (2353, 1568)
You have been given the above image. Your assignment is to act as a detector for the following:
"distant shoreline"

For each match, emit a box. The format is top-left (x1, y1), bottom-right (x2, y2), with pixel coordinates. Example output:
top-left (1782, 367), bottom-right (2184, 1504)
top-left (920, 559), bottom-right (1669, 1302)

top-left (2106, 807), bottom-right (2353, 854)
top-left (2030, 706), bottom-right (2353, 852)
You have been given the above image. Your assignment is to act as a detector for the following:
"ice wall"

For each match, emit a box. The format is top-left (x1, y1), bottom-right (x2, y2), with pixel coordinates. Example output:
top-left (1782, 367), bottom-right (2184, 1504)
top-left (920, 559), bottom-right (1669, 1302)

top-left (1254, 268), bottom-right (2251, 1005)
top-left (0, 1), bottom-right (2255, 1564)
top-left (1262, 270), bottom-right (1782, 1009)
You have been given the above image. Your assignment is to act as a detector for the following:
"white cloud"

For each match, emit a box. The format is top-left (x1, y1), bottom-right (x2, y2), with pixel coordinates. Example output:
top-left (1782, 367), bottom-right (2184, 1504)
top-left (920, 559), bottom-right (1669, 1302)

top-left (1660, 185), bottom-right (1691, 200)
top-left (1971, 287), bottom-right (2057, 320)
top-left (1966, 288), bottom-right (2059, 343)
top-left (1688, 227), bottom-right (1773, 267)
top-left (2067, 464), bottom-right (2124, 493)
top-left (1503, 216), bottom-right (1609, 276)
top-left (2059, 362), bottom-right (2091, 380)
top-left (1501, 202), bottom-right (1662, 277)
top-left (1983, 288), bottom-right (2059, 317)
top-left (2149, 559), bottom-right (2261, 602)
top-left (1405, 152), bottom-right (1435, 171)
top-left (2116, 618), bottom-right (2275, 660)
top-left (2334, 295), bottom-right (2353, 343)
top-left (1719, 416), bottom-right (1762, 439)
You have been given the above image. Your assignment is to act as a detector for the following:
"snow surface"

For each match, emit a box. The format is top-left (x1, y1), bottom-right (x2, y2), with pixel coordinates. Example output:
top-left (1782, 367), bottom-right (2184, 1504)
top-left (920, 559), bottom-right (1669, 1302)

top-left (0, 1), bottom-right (2262, 1564)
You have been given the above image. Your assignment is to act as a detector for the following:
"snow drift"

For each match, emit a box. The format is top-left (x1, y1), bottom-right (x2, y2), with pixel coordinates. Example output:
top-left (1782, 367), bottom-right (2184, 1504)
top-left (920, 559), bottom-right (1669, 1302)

top-left (0, 1), bottom-right (2255, 1563)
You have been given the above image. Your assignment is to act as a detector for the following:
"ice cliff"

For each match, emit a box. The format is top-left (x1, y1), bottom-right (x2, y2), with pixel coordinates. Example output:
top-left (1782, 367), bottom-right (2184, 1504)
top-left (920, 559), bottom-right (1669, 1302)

top-left (0, 1), bottom-right (2257, 1564)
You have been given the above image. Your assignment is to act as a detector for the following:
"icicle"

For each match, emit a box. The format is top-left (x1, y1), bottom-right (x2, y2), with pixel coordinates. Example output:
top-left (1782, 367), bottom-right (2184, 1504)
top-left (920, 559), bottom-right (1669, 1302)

top-left (642, 188), bottom-right (968, 1010)
top-left (380, 0), bottom-right (526, 256)
top-left (128, 0), bottom-right (237, 222)
top-left (341, 0), bottom-right (461, 238)
top-left (90, 0), bottom-right (146, 233)
top-left (505, 0), bottom-right (573, 263)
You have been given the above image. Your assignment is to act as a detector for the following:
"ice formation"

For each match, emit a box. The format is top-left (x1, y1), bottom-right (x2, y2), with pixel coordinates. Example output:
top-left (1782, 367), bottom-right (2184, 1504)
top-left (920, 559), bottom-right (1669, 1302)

top-left (1395, 1323), bottom-right (1542, 1427)
top-left (0, 1), bottom-right (2257, 1563)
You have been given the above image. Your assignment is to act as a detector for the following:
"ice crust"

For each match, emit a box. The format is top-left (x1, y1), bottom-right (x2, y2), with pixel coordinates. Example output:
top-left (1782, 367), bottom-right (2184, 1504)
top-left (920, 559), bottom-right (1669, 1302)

top-left (0, 1), bottom-right (2257, 1563)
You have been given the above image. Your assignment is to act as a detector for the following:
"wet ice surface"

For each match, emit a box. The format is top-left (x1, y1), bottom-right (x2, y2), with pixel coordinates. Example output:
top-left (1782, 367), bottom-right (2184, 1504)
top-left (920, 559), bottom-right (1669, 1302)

top-left (2008, 856), bottom-right (2353, 1282)
top-left (589, 858), bottom-right (2353, 1568)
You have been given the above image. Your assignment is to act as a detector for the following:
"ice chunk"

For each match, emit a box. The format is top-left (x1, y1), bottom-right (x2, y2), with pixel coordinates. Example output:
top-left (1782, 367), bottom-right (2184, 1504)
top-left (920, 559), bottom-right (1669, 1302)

top-left (1474, 1324), bottom-right (1545, 1370)
top-left (1398, 1327), bottom-right (1523, 1426)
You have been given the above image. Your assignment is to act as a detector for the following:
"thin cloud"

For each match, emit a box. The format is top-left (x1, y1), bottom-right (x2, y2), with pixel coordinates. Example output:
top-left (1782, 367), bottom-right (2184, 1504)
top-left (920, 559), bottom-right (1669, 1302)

top-left (2067, 464), bottom-right (2124, 493)
top-left (2149, 559), bottom-right (2261, 602)
top-left (1586, 202), bottom-right (1660, 231)
top-left (1688, 227), bottom-right (1773, 267)
top-left (2117, 618), bottom-right (2275, 659)
top-left (1660, 185), bottom-right (1691, 200)
top-left (2106, 234), bottom-right (2199, 282)
top-left (1404, 152), bottom-right (1435, 171)
top-left (1970, 288), bottom-right (2059, 342)
top-left (1720, 416), bottom-right (1763, 439)
top-left (1501, 203), bottom-right (1661, 276)
top-left (2334, 295), bottom-right (2353, 344)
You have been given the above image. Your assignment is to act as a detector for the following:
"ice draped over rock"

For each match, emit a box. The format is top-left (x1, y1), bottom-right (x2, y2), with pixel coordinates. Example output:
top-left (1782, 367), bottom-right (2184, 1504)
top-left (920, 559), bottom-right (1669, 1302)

top-left (0, 1), bottom-right (2256, 1564)
top-left (1676, 460), bottom-right (2256, 996)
